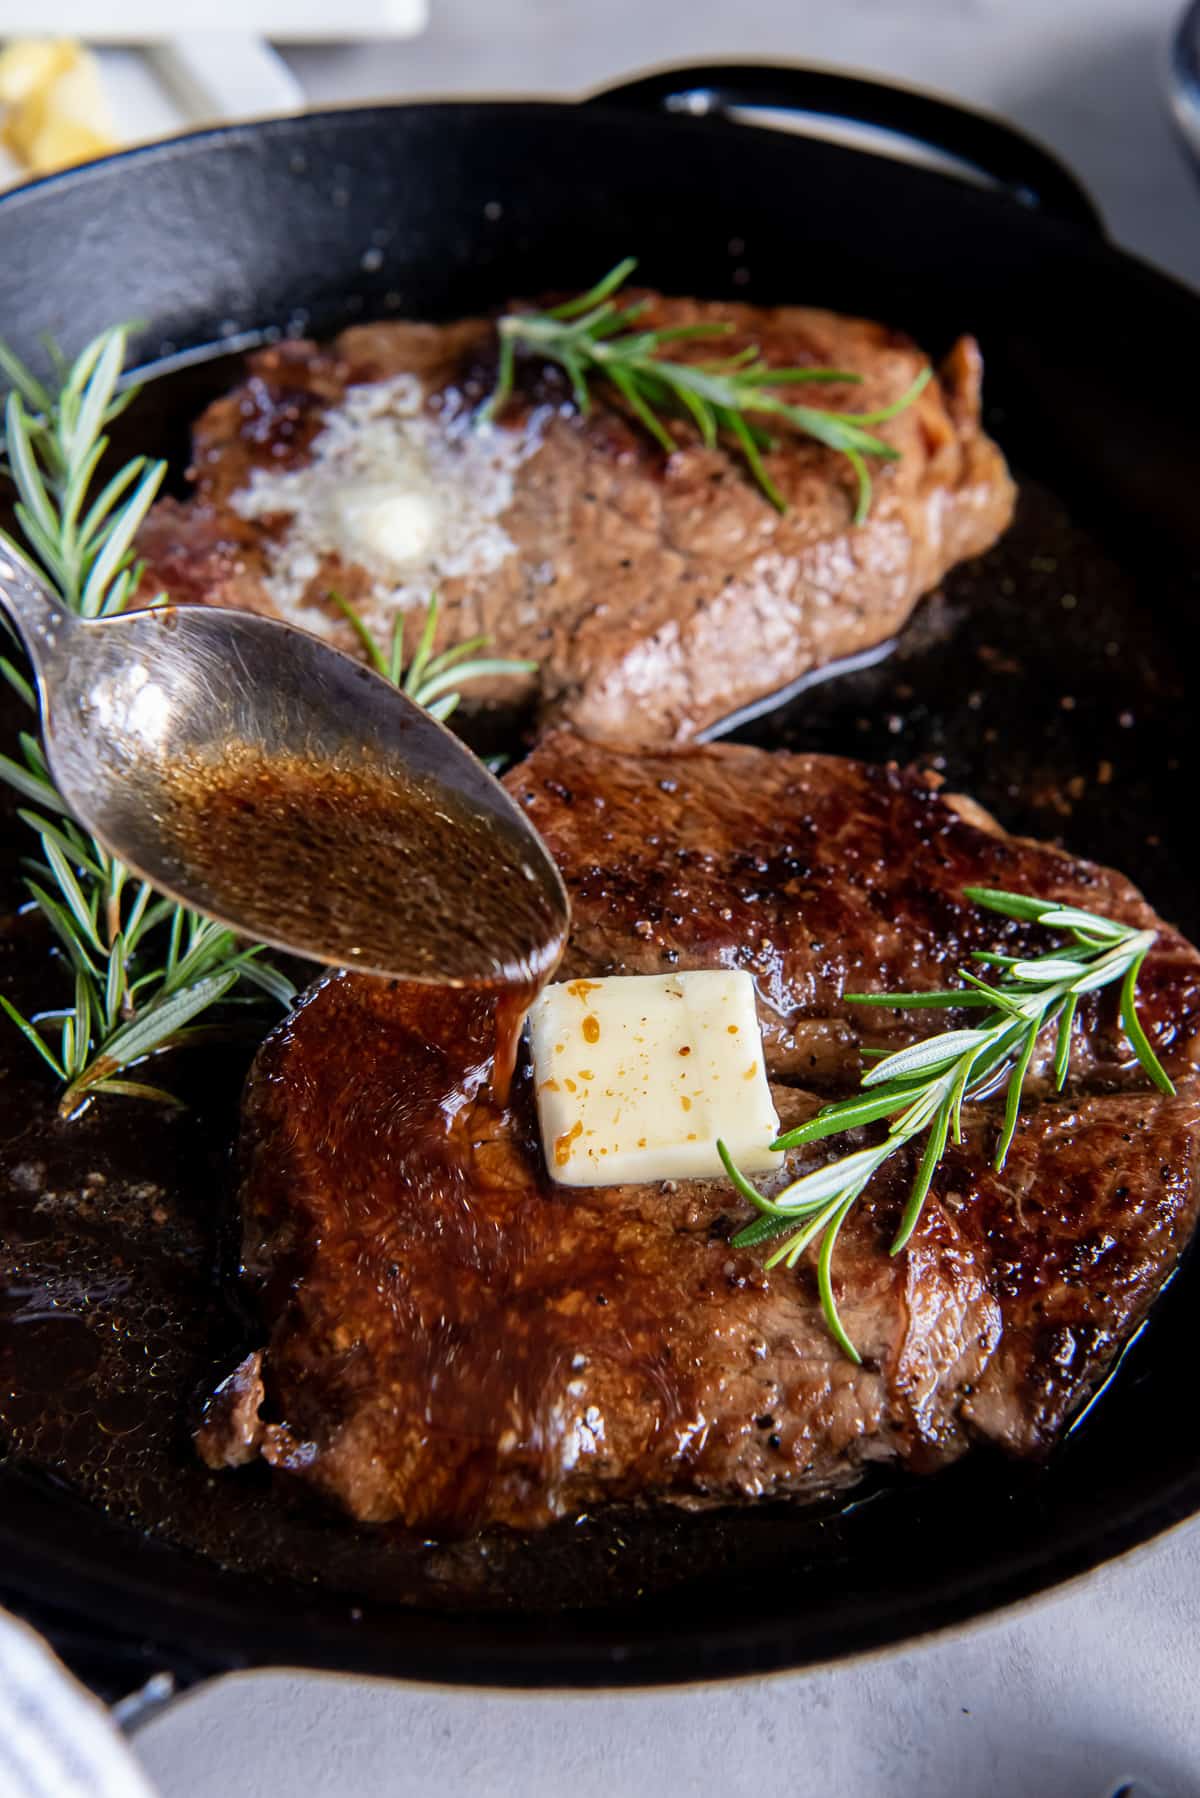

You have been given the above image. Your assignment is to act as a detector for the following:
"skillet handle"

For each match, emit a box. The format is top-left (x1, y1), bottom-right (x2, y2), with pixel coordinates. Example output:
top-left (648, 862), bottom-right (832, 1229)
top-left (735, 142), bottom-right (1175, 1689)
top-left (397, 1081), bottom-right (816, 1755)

top-left (586, 63), bottom-right (1104, 236)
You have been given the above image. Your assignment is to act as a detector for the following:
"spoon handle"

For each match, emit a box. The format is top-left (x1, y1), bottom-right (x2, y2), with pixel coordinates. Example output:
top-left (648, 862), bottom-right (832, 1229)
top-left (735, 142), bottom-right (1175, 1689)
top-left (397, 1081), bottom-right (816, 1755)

top-left (0, 554), bottom-right (78, 678)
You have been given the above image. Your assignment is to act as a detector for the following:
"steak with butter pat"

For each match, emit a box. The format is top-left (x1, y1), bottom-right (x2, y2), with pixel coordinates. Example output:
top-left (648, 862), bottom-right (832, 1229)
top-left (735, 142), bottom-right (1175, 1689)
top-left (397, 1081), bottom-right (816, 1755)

top-left (197, 738), bottom-right (1200, 1532)
top-left (137, 296), bottom-right (1014, 745)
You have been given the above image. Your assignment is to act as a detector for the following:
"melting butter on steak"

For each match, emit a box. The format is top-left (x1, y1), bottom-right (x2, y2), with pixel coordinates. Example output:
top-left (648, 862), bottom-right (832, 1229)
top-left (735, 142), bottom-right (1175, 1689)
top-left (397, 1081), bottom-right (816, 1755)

top-left (138, 299), bottom-right (1015, 746)
top-left (197, 738), bottom-right (1200, 1532)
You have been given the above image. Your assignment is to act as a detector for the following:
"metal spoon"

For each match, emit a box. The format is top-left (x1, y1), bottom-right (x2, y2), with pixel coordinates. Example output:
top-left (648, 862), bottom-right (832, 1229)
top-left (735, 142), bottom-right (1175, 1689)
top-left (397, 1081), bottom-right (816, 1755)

top-left (0, 553), bottom-right (569, 988)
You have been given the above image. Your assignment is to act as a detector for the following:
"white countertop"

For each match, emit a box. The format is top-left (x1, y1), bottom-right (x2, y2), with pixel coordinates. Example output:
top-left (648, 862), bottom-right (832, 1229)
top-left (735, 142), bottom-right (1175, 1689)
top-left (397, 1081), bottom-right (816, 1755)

top-left (132, 4), bottom-right (1200, 1794)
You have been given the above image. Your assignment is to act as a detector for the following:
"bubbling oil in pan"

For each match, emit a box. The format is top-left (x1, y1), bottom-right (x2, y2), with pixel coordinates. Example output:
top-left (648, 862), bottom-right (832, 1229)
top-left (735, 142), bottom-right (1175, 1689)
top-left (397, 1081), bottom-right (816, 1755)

top-left (0, 354), bottom-right (1197, 1617)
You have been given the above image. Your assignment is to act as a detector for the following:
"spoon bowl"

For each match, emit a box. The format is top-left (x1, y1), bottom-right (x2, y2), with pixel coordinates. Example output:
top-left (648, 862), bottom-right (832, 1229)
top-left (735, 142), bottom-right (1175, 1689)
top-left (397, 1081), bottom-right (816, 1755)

top-left (0, 554), bottom-right (569, 989)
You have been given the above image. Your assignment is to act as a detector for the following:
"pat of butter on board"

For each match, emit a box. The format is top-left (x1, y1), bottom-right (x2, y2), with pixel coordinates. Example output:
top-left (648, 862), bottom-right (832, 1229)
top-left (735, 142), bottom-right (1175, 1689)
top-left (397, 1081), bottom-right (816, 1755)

top-left (528, 970), bottom-right (783, 1188)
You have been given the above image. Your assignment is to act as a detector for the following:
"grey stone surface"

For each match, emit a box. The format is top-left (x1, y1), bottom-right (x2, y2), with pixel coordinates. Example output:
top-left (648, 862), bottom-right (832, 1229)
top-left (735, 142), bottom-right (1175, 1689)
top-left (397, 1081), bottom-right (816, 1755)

top-left (136, 5), bottom-right (1200, 1792)
top-left (137, 1525), bottom-right (1200, 1797)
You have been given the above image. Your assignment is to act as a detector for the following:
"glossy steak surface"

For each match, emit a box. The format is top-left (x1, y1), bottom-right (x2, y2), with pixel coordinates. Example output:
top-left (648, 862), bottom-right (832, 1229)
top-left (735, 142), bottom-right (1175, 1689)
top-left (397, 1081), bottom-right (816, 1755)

top-left (201, 738), bottom-right (1200, 1532)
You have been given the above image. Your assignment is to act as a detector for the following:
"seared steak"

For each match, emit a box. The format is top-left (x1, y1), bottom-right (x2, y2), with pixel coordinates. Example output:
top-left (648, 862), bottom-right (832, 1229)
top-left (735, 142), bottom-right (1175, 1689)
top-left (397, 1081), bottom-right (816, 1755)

top-left (198, 738), bottom-right (1200, 1531)
top-left (138, 299), bottom-right (1014, 745)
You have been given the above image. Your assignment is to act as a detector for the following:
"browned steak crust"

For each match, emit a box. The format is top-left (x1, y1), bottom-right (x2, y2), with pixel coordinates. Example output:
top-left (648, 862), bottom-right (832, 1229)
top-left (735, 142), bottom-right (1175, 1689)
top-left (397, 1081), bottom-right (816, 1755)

top-left (138, 299), bottom-right (1015, 745)
top-left (198, 739), bottom-right (1200, 1532)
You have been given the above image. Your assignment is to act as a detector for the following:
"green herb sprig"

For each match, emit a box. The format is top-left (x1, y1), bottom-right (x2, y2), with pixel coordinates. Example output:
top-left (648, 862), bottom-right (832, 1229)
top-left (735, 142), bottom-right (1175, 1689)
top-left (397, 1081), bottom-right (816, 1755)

top-left (0, 326), bottom-right (299, 1113)
top-left (330, 588), bottom-right (535, 724)
top-left (0, 329), bottom-right (531, 1116)
top-left (481, 258), bottom-right (931, 523)
top-left (718, 887), bottom-right (1174, 1363)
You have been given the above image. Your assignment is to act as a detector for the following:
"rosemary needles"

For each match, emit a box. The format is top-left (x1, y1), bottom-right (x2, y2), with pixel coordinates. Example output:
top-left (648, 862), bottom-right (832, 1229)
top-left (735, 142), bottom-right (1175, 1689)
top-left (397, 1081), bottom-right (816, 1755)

top-left (0, 329), bottom-right (530, 1116)
top-left (481, 257), bottom-right (931, 523)
top-left (0, 326), bottom-right (298, 1114)
top-left (719, 887), bottom-right (1173, 1363)
top-left (330, 587), bottom-right (535, 724)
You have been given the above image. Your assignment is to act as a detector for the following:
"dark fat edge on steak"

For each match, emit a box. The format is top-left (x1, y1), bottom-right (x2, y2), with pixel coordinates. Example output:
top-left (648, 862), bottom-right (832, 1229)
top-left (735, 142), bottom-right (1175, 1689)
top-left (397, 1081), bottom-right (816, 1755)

top-left (196, 736), bottom-right (1200, 1534)
top-left (136, 297), bottom-right (1015, 747)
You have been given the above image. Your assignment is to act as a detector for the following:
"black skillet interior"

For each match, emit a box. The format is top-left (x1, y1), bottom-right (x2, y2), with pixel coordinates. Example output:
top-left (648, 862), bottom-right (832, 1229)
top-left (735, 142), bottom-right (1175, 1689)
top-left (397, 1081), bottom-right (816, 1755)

top-left (1, 67), bottom-right (1199, 1695)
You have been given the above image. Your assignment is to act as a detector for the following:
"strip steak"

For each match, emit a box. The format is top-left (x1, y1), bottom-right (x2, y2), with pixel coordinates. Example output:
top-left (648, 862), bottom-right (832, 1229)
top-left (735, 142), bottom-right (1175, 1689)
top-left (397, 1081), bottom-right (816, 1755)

top-left (197, 737), bottom-right (1200, 1532)
top-left (137, 298), bottom-right (1014, 745)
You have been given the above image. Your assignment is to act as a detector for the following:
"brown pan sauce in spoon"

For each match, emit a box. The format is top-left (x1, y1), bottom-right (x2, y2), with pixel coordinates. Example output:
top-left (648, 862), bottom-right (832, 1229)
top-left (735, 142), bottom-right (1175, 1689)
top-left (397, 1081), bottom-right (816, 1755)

top-left (155, 743), bottom-right (564, 1100)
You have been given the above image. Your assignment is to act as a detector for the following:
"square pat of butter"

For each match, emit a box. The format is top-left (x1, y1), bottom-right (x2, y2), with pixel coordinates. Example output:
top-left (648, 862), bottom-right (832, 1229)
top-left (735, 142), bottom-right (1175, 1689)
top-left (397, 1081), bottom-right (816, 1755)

top-left (527, 970), bottom-right (783, 1188)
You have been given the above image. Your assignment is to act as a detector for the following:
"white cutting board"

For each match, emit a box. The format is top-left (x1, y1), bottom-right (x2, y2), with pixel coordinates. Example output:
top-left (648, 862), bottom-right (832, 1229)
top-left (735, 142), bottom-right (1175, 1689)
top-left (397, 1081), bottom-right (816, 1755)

top-left (0, 21), bottom-right (429, 190)
top-left (0, 4), bottom-right (426, 36)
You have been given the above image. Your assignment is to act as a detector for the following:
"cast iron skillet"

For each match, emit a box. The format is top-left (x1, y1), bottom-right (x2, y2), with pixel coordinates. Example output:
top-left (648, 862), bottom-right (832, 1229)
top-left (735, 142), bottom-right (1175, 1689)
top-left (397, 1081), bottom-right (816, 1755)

top-left (0, 65), bottom-right (1199, 1698)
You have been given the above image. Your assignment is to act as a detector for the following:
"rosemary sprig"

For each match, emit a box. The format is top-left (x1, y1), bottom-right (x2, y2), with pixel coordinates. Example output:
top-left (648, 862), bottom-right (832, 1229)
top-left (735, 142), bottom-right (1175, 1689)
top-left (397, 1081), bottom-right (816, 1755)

top-left (0, 325), bottom-right (298, 1115)
top-left (718, 887), bottom-right (1174, 1363)
top-left (0, 331), bottom-right (532, 1116)
top-left (330, 588), bottom-right (535, 724)
top-left (480, 257), bottom-right (931, 524)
